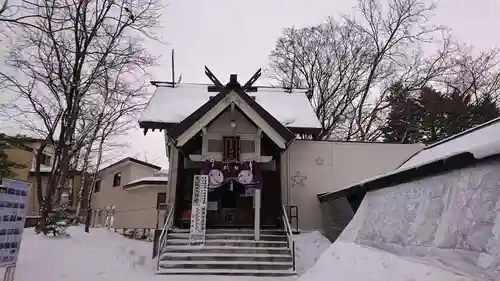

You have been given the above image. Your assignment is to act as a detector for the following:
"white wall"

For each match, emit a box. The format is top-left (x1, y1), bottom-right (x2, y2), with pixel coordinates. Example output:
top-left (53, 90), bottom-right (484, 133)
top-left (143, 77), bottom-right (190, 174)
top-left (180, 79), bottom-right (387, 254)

top-left (128, 163), bottom-right (159, 183)
top-left (281, 140), bottom-right (423, 231)
top-left (92, 161), bottom-right (164, 229)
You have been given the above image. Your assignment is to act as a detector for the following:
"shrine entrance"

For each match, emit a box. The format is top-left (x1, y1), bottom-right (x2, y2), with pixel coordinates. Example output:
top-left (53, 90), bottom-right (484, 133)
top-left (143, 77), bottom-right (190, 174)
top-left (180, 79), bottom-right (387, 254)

top-left (206, 181), bottom-right (255, 228)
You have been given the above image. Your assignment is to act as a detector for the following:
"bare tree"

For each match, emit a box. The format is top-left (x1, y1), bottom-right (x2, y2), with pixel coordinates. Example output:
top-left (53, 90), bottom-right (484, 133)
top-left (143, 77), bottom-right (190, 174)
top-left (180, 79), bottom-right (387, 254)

top-left (0, 0), bottom-right (7, 16)
top-left (269, 0), bottom-right (457, 141)
top-left (0, 0), bottom-right (161, 231)
top-left (74, 65), bottom-right (147, 220)
top-left (270, 20), bottom-right (372, 140)
top-left (83, 109), bottom-right (137, 233)
top-left (440, 47), bottom-right (500, 103)
top-left (344, 0), bottom-right (455, 141)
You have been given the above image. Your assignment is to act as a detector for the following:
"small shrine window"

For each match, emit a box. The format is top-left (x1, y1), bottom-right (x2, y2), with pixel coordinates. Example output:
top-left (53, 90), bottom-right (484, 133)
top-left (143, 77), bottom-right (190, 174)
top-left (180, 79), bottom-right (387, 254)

top-left (223, 136), bottom-right (240, 161)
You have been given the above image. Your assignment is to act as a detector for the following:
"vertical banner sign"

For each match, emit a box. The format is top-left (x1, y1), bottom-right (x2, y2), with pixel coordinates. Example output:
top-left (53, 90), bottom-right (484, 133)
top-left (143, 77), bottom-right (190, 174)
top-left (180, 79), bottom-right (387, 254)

top-left (189, 175), bottom-right (208, 245)
top-left (0, 178), bottom-right (29, 278)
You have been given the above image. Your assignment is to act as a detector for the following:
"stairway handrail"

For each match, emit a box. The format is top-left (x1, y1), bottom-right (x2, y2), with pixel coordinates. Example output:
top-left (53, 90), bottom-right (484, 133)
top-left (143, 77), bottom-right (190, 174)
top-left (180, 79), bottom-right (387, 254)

top-left (156, 203), bottom-right (175, 270)
top-left (281, 205), bottom-right (296, 271)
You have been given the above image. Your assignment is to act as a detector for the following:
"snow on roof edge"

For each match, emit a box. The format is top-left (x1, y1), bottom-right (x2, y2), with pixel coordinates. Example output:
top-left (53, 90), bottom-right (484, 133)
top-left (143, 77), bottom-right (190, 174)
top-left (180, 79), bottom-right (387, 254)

top-left (139, 82), bottom-right (322, 129)
top-left (150, 82), bottom-right (311, 93)
top-left (319, 136), bottom-right (500, 201)
top-left (422, 116), bottom-right (500, 150)
top-left (124, 176), bottom-right (168, 188)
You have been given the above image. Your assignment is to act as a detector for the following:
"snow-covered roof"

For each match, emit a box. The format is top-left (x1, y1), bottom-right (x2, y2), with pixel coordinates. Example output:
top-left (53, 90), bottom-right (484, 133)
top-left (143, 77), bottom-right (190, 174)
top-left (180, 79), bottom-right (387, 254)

top-left (397, 116), bottom-right (500, 170)
top-left (318, 116), bottom-right (500, 202)
top-left (29, 165), bottom-right (52, 173)
top-left (139, 83), bottom-right (321, 129)
top-left (126, 176), bottom-right (168, 185)
top-left (123, 176), bottom-right (168, 190)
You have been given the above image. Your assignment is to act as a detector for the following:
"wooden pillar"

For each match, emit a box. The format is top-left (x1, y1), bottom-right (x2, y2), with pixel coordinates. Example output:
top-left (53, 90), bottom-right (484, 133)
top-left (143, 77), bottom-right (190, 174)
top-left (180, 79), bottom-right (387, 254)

top-left (254, 189), bottom-right (261, 241)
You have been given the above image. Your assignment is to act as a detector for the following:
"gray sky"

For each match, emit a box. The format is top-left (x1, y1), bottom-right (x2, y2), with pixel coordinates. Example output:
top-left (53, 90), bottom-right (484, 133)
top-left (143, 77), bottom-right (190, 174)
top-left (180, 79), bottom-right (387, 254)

top-left (133, 0), bottom-right (500, 169)
top-left (2, 0), bottom-right (500, 169)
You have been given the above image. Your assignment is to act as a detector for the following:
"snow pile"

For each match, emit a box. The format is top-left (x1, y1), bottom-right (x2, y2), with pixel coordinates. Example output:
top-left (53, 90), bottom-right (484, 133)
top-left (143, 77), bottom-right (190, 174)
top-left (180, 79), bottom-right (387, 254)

top-left (13, 226), bottom-right (297, 281)
top-left (15, 226), bottom-right (154, 281)
top-left (293, 231), bottom-right (331, 275)
top-left (299, 242), bottom-right (474, 281)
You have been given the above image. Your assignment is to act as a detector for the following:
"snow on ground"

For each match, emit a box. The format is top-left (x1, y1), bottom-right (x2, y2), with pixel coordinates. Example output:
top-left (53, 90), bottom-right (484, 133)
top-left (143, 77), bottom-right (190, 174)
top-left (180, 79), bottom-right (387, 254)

top-left (293, 231), bottom-right (331, 275)
top-left (300, 241), bottom-right (476, 281)
top-left (15, 226), bottom-right (155, 281)
top-left (12, 226), bottom-right (470, 281)
top-left (13, 226), bottom-right (296, 281)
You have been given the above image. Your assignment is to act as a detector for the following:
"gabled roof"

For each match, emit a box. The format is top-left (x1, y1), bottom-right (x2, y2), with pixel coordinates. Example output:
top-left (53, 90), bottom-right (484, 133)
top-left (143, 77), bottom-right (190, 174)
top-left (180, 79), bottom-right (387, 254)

top-left (138, 83), bottom-right (322, 134)
top-left (97, 157), bottom-right (161, 174)
top-left (166, 84), bottom-right (296, 147)
top-left (318, 116), bottom-right (500, 203)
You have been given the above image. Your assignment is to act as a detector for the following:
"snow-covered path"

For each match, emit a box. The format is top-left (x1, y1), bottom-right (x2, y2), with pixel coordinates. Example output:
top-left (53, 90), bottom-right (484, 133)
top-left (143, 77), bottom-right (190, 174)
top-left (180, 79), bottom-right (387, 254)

top-left (10, 227), bottom-right (330, 281)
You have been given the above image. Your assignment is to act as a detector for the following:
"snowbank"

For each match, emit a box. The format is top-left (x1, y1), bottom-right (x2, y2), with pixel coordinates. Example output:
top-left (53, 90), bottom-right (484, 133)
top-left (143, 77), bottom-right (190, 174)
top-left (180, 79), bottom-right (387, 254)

top-left (15, 227), bottom-right (154, 281)
top-left (13, 226), bottom-right (296, 281)
top-left (300, 242), bottom-right (473, 281)
top-left (293, 231), bottom-right (331, 275)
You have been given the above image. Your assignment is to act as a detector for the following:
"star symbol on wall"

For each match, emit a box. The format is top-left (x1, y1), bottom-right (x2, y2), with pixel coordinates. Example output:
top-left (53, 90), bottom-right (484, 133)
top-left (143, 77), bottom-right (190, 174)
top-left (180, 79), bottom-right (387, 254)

top-left (291, 171), bottom-right (307, 188)
top-left (314, 156), bottom-right (325, 166)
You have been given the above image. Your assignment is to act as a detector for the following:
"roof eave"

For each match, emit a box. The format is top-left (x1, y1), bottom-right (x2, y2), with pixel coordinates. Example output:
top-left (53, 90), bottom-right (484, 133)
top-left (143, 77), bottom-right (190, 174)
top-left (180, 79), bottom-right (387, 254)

top-left (123, 180), bottom-right (168, 189)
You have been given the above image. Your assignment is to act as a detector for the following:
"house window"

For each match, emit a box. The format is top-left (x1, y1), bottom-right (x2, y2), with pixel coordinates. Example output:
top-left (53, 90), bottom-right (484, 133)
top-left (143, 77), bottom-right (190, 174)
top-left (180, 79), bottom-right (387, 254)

top-left (40, 154), bottom-right (52, 166)
top-left (94, 180), bottom-right (101, 193)
top-left (156, 192), bottom-right (166, 210)
top-left (223, 136), bottom-right (240, 161)
top-left (113, 173), bottom-right (121, 187)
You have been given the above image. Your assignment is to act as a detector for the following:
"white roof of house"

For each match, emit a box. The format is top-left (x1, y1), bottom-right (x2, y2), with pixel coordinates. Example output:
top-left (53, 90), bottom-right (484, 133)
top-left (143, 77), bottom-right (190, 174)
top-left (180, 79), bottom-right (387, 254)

top-left (397, 116), bottom-right (500, 171)
top-left (124, 176), bottom-right (168, 191)
top-left (139, 83), bottom-right (322, 129)
top-left (125, 176), bottom-right (168, 186)
top-left (29, 165), bottom-right (52, 173)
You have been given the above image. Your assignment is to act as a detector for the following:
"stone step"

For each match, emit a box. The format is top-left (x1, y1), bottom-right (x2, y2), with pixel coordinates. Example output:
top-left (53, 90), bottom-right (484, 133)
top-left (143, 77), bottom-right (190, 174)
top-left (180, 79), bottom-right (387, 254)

top-left (161, 245), bottom-right (290, 255)
top-left (167, 232), bottom-right (287, 241)
top-left (159, 260), bottom-right (293, 270)
top-left (160, 252), bottom-right (292, 262)
top-left (170, 228), bottom-right (285, 235)
top-left (166, 239), bottom-right (288, 247)
top-left (156, 268), bottom-right (296, 276)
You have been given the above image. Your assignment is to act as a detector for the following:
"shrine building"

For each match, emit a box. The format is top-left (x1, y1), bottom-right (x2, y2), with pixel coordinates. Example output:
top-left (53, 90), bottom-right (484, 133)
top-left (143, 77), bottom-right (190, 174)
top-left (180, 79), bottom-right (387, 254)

top-left (139, 68), bottom-right (422, 241)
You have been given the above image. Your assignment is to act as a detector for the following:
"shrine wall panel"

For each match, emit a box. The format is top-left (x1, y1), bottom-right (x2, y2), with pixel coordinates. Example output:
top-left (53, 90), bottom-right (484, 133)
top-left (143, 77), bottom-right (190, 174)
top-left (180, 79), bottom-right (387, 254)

top-left (281, 140), bottom-right (422, 231)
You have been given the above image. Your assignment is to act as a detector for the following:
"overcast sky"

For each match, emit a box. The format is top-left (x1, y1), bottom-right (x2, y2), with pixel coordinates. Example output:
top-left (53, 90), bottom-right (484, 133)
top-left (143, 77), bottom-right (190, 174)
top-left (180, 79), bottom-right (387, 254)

top-left (2, 0), bottom-right (500, 169)
top-left (131, 0), bottom-right (500, 169)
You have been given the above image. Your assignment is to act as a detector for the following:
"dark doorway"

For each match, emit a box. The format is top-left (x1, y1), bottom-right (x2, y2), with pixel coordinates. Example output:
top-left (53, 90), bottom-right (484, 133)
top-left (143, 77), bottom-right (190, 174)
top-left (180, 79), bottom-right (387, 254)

top-left (260, 170), bottom-right (282, 229)
top-left (206, 181), bottom-right (255, 228)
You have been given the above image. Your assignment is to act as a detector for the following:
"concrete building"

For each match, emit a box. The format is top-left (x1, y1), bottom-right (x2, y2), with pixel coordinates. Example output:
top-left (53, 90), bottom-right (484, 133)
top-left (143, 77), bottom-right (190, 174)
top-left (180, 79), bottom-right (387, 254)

top-left (2, 135), bottom-right (88, 216)
top-left (90, 157), bottom-right (168, 229)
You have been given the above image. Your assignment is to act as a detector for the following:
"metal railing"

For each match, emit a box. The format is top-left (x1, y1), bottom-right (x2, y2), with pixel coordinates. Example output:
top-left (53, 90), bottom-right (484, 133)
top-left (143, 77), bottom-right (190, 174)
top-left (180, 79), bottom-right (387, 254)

top-left (156, 203), bottom-right (175, 270)
top-left (283, 205), bottom-right (299, 232)
top-left (281, 205), bottom-right (296, 271)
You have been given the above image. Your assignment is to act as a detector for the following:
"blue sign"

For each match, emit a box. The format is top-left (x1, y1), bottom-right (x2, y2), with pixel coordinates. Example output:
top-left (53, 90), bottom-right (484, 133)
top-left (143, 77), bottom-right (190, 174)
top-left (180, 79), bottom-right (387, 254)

top-left (0, 179), bottom-right (29, 268)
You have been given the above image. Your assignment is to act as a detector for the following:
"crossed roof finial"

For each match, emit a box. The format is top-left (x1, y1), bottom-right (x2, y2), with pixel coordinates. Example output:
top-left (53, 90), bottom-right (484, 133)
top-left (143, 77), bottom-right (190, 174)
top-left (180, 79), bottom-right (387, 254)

top-left (204, 66), bottom-right (262, 92)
